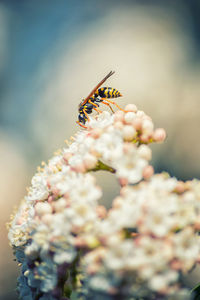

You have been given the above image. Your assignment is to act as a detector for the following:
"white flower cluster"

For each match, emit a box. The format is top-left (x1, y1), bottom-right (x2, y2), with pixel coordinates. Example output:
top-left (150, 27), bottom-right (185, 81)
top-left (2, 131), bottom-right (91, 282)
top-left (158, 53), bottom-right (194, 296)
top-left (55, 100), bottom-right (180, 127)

top-left (83, 174), bottom-right (200, 298)
top-left (8, 104), bottom-right (200, 300)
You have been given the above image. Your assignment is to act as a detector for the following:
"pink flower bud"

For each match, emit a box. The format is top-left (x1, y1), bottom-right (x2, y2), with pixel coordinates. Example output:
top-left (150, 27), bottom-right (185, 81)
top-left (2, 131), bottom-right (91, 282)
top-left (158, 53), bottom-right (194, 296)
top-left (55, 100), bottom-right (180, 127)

top-left (123, 125), bottom-right (136, 141)
top-left (114, 110), bottom-right (125, 122)
top-left (132, 117), bottom-right (142, 130)
top-left (114, 121), bottom-right (124, 130)
top-left (52, 198), bottom-right (67, 212)
top-left (140, 134), bottom-right (149, 143)
top-left (72, 163), bottom-right (86, 173)
top-left (90, 128), bottom-right (103, 139)
top-left (175, 181), bottom-right (185, 194)
top-left (142, 165), bottom-right (154, 179)
top-left (138, 145), bottom-right (152, 160)
top-left (63, 152), bottom-right (73, 162)
top-left (153, 128), bottom-right (166, 142)
top-left (41, 213), bottom-right (54, 225)
top-left (124, 112), bottom-right (136, 124)
top-left (96, 205), bottom-right (107, 218)
top-left (83, 154), bottom-right (98, 169)
top-left (35, 202), bottom-right (52, 216)
top-left (74, 237), bottom-right (87, 247)
top-left (136, 110), bottom-right (145, 118)
top-left (142, 119), bottom-right (154, 131)
top-left (119, 177), bottom-right (128, 186)
top-left (16, 217), bottom-right (25, 225)
top-left (124, 103), bottom-right (137, 112)
top-left (112, 196), bottom-right (123, 208)
top-left (48, 195), bottom-right (55, 203)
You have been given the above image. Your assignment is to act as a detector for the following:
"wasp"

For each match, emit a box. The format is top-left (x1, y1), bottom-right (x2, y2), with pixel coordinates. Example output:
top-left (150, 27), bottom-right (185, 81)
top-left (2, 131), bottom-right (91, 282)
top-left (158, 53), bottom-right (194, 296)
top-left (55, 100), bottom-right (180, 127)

top-left (77, 71), bottom-right (124, 128)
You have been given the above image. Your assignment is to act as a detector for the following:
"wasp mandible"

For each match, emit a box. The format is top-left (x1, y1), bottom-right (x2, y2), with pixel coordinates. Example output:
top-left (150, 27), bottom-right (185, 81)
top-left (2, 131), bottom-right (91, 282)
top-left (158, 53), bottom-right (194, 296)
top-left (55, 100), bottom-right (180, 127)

top-left (77, 71), bottom-right (124, 128)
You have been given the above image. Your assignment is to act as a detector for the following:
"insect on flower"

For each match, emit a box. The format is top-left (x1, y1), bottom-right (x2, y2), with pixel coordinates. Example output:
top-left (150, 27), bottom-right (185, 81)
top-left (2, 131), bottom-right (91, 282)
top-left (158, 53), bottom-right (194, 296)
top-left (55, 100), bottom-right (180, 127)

top-left (77, 71), bottom-right (124, 128)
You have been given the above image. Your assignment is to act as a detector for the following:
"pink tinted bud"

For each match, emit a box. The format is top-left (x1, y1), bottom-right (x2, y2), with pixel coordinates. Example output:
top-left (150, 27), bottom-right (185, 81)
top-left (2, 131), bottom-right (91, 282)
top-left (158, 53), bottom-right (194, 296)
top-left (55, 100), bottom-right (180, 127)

top-left (48, 195), bottom-right (55, 203)
top-left (114, 121), bottom-right (123, 130)
top-left (114, 110), bottom-right (125, 122)
top-left (138, 145), bottom-right (152, 160)
top-left (124, 103), bottom-right (137, 112)
top-left (136, 110), bottom-right (145, 118)
top-left (119, 177), bottom-right (128, 186)
top-left (123, 142), bottom-right (132, 153)
top-left (143, 165), bottom-right (154, 179)
top-left (42, 213), bottom-right (54, 225)
top-left (83, 154), bottom-right (97, 169)
top-left (112, 196), bottom-right (123, 209)
top-left (96, 205), bottom-right (107, 218)
top-left (194, 223), bottom-right (200, 231)
top-left (171, 260), bottom-right (182, 270)
top-left (52, 198), bottom-right (66, 212)
top-left (124, 112), bottom-right (136, 124)
top-left (63, 152), bottom-right (73, 162)
top-left (142, 119), bottom-right (154, 131)
top-left (46, 180), bottom-right (51, 189)
top-left (140, 134), bottom-right (149, 143)
top-left (35, 202), bottom-right (52, 216)
top-left (175, 181), bottom-right (185, 194)
top-left (74, 237), bottom-right (87, 248)
top-left (72, 163), bottom-right (86, 173)
top-left (153, 128), bottom-right (166, 142)
top-left (52, 187), bottom-right (60, 196)
top-left (132, 117), bottom-right (142, 130)
top-left (16, 217), bottom-right (24, 225)
top-left (123, 125), bottom-right (136, 141)
top-left (90, 128), bottom-right (102, 139)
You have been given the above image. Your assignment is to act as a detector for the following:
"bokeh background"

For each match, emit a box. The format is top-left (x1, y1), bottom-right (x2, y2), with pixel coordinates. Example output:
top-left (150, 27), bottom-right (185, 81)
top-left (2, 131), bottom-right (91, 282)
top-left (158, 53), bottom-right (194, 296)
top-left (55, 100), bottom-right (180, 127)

top-left (1, 0), bottom-right (200, 299)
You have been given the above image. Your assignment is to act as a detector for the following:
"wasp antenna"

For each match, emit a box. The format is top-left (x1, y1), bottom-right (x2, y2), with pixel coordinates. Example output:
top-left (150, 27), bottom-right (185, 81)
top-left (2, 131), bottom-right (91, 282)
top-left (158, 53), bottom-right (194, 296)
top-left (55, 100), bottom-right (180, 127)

top-left (106, 71), bottom-right (115, 79)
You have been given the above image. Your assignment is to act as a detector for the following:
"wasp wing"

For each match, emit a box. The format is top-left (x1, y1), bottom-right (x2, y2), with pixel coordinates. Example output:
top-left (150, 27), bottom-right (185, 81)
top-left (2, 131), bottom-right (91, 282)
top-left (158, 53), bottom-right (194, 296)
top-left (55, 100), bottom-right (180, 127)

top-left (81, 71), bottom-right (115, 106)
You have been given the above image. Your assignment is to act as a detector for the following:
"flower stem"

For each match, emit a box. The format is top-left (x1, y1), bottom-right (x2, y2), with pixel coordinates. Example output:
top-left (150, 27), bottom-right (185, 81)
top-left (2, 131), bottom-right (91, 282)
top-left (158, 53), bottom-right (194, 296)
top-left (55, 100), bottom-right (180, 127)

top-left (89, 160), bottom-right (116, 173)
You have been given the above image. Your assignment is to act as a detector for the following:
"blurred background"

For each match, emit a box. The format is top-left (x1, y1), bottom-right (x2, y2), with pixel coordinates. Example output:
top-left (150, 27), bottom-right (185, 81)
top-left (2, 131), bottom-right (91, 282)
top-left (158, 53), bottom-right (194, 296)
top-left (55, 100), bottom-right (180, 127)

top-left (1, 0), bottom-right (200, 299)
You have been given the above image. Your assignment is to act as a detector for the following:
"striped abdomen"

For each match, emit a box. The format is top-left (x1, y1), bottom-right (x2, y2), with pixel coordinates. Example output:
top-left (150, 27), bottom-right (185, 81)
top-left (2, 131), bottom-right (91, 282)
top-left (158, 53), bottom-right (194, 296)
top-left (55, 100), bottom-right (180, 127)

top-left (95, 87), bottom-right (122, 99)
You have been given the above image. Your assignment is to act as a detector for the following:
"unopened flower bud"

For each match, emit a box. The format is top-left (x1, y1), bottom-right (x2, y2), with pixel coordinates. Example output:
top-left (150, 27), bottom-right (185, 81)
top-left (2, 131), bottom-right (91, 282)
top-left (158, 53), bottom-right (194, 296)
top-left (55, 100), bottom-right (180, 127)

top-left (153, 128), bottom-right (166, 142)
top-left (125, 103), bottom-right (137, 112)
top-left (83, 153), bottom-right (98, 169)
top-left (35, 202), bottom-right (52, 216)
top-left (41, 213), bottom-right (54, 225)
top-left (124, 112), bottom-right (136, 124)
top-left (96, 205), bottom-right (107, 218)
top-left (52, 198), bottom-right (66, 212)
top-left (123, 125), bottom-right (136, 141)
top-left (136, 110), bottom-right (145, 118)
top-left (142, 119), bottom-right (154, 131)
top-left (138, 145), bottom-right (152, 160)
top-left (114, 121), bottom-right (124, 130)
top-left (132, 117), bottom-right (142, 130)
top-left (142, 165), bottom-right (154, 179)
top-left (114, 110), bottom-right (125, 122)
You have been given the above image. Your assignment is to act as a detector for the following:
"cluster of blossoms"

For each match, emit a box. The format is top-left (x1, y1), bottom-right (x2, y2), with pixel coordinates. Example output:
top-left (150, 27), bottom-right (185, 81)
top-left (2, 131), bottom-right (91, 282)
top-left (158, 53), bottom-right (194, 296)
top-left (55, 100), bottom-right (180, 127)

top-left (8, 104), bottom-right (200, 300)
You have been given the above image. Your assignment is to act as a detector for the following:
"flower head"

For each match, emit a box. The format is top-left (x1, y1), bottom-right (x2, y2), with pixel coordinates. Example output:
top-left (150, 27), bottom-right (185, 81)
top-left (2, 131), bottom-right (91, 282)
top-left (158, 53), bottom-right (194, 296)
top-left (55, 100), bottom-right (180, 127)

top-left (9, 105), bottom-right (200, 299)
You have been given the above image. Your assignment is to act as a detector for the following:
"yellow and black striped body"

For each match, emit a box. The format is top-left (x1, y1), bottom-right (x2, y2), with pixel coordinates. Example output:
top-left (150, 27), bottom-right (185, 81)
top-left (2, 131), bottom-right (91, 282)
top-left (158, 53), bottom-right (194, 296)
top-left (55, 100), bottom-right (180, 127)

top-left (78, 86), bottom-right (122, 126)
top-left (95, 87), bottom-right (122, 99)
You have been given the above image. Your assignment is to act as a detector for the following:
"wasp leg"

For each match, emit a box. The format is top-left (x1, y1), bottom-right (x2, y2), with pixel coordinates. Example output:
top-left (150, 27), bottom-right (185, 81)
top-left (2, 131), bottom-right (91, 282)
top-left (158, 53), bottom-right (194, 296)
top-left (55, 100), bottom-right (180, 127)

top-left (83, 109), bottom-right (90, 121)
top-left (76, 121), bottom-right (87, 128)
top-left (100, 98), bottom-right (126, 112)
top-left (101, 101), bottom-right (115, 113)
top-left (88, 100), bottom-right (102, 113)
top-left (94, 107), bottom-right (103, 114)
